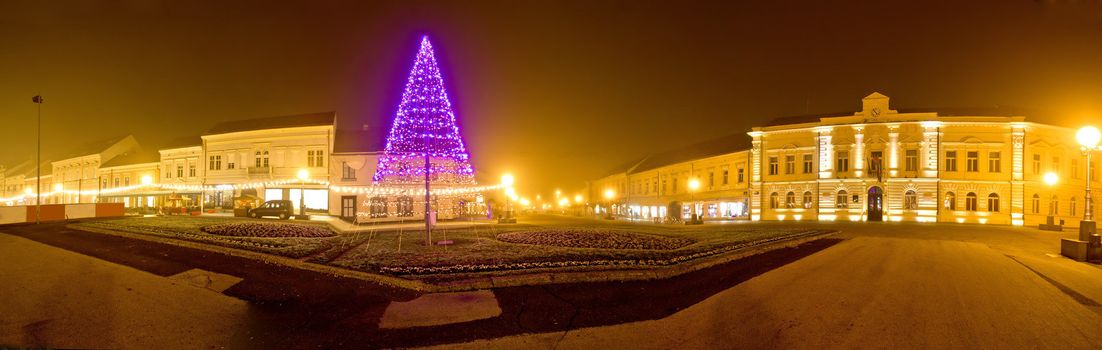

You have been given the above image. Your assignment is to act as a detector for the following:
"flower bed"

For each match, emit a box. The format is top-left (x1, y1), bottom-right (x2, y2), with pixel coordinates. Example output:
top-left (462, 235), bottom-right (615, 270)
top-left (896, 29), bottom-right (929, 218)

top-left (496, 228), bottom-right (694, 250)
top-left (201, 222), bottom-right (336, 238)
top-left (381, 229), bottom-right (828, 275)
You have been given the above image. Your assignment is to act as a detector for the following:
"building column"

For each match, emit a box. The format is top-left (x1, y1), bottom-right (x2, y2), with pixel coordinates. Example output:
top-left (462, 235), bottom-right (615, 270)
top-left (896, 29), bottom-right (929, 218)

top-left (749, 131), bottom-right (763, 221)
top-left (854, 126), bottom-right (865, 177)
top-left (816, 127), bottom-right (833, 179)
top-left (1011, 125), bottom-right (1026, 225)
top-left (888, 124), bottom-right (899, 177)
top-left (921, 123), bottom-right (940, 178)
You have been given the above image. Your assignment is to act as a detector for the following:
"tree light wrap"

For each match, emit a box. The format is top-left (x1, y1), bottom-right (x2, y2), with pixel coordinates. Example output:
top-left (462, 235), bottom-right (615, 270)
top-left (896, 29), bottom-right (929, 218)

top-left (373, 36), bottom-right (476, 185)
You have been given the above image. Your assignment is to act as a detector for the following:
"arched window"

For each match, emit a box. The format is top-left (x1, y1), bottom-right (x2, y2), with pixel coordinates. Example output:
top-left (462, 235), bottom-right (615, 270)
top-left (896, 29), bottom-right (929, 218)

top-left (945, 192), bottom-right (956, 210)
top-left (1071, 197), bottom-right (1077, 216)
top-left (255, 151), bottom-right (262, 168)
top-left (370, 196), bottom-right (388, 218)
top-left (769, 192), bottom-right (779, 209)
top-left (988, 193), bottom-right (999, 212)
top-left (785, 191), bottom-right (796, 208)
top-left (966, 192), bottom-right (978, 211)
top-left (1032, 194), bottom-right (1040, 214)
top-left (904, 190), bottom-right (918, 210)
top-left (836, 190), bottom-right (848, 208)
top-left (1050, 195), bottom-right (1059, 216)
top-left (803, 191), bottom-right (814, 209)
top-left (262, 151), bottom-right (270, 168)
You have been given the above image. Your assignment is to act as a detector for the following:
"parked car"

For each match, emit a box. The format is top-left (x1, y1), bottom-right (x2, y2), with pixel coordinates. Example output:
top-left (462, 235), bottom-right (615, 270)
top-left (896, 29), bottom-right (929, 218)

top-left (249, 200), bottom-right (294, 220)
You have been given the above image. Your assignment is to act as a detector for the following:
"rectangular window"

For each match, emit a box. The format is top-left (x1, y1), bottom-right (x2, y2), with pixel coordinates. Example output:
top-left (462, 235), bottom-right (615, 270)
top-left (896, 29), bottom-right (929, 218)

top-left (113, 178), bottom-right (120, 187)
top-left (803, 154), bottom-right (813, 174)
top-left (209, 156), bottom-right (216, 170)
top-left (216, 155), bottom-right (221, 170)
top-left (315, 150), bottom-right (324, 167)
top-left (989, 152), bottom-right (1001, 173)
top-left (708, 172), bottom-right (714, 187)
top-left (966, 151), bottom-right (979, 172)
top-left (908, 148), bottom-right (916, 170)
top-left (342, 162), bottom-right (356, 180)
top-left (722, 168), bottom-right (730, 185)
top-left (769, 157), bottom-right (779, 175)
top-left (737, 168), bottom-right (744, 183)
top-left (672, 178), bottom-right (678, 193)
top-left (945, 151), bottom-right (957, 172)
top-left (176, 165), bottom-right (183, 178)
top-left (307, 150), bottom-right (316, 167)
top-left (228, 161), bottom-right (235, 170)
top-left (124, 176), bottom-right (130, 187)
top-left (1033, 154), bottom-right (1041, 174)
top-left (784, 155), bottom-right (795, 174)
top-left (836, 151), bottom-right (849, 172)
top-left (1072, 159), bottom-right (1079, 179)
top-left (1052, 156), bottom-right (1060, 175)
top-left (662, 179), bottom-right (667, 193)
top-left (189, 164), bottom-right (196, 177)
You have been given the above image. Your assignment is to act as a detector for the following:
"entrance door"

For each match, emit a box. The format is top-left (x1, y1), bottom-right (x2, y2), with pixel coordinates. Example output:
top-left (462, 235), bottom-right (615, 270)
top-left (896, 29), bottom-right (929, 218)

top-left (867, 186), bottom-right (883, 221)
top-left (341, 196), bottom-right (357, 219)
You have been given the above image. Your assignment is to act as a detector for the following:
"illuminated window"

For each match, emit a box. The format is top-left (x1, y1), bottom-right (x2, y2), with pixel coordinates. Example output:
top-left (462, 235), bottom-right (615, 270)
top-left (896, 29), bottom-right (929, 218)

top-left (396, 196), bottom-right (414, 217)
top-left (785, 155), bottom-right (795, 174)
top-left (370, 197), bottom-right (388, 218)
top-left (965, 192), bottom-right (978, 211)
top-left (803, 191), bottom-right (813, 208)
top-left (945, 151), bottom-right (957, 172)
top-left (945, 192), bottom-right (956, 210)
top-left (836, 190), bottom-right (848, 208)
top-left (769, 157), bottom-right (779, 175)
top-left (904, 190), bottom-right (917, 210)
top-left (988, 193), bottom-right (999, 212)
top-left (966, 152), bottom-right (979, 172)
top-left (1032, 194), bottom-right (1040, 214)
top-left (785, 191), bottom-right (796, 208)
top-left (988, 152), bottom-right (1001, 173)
top-left (803, 154), bottom-right (813, 173)
top-left (769, 192), bottom-right (779, 209)
top-left (836, 151), bottom-right (849, 172)
top-left (905, 149), bottom-right (918, 171)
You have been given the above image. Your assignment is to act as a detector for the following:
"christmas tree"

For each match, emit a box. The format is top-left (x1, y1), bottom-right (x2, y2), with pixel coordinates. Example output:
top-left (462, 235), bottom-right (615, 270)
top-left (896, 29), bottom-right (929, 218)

top-left (373, 36), bottom-right (476, 185)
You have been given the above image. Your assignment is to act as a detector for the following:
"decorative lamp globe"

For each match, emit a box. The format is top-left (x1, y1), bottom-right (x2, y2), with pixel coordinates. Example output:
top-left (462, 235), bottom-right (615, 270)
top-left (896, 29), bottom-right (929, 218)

top-left (1076, 126), bottom-right (1101, 148)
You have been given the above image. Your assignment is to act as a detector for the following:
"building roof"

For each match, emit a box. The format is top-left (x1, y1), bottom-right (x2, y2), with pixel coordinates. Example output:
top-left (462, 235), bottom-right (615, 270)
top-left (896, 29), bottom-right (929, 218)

top-left (205, 112), bottom-right (335, 135)
top-left (157, 135), bottom-right (201, 151)
top-left (629, 133), bottom-right (751, 174)
top-left (100, 148), bottom-right (160, 168)
top-left (333, 129), bottom-right (385, 153)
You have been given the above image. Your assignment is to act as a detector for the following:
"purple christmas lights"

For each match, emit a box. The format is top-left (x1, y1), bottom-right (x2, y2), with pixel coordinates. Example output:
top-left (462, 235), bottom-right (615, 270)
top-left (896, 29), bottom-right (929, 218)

top-left (373, 36), bottom-right (476, 185)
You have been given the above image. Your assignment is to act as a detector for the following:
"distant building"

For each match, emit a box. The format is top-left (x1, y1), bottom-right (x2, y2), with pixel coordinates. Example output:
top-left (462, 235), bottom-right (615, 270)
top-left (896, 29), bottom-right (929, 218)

top-left (590, 93), bottom-right (1091, 227)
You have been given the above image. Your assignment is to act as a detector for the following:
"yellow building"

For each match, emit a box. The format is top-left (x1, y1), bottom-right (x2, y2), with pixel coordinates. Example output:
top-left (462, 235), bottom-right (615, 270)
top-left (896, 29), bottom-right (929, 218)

top-left (591, 93), bottom-right (1094, 227)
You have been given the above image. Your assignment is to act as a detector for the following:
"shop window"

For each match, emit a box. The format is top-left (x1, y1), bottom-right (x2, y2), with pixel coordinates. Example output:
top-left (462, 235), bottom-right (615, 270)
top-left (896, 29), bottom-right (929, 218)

top-left (803, 191), bottom-right (813, 208)
top-left (370, 197), bottom-right (388, 218)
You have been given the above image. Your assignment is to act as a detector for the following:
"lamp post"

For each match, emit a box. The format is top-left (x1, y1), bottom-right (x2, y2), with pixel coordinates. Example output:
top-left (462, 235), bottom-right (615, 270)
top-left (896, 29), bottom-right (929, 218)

top-left (500, 174), bottom-right (516, 223)
top-left (32, 94), bottom-right (43, 224)
top-left (297, 168), bottom-right (309, 219)
top-left (603, 188), bottom-right (615, 219)
top-left (687, 178), bottom-right (702, 225)
top-left (1076, 126), bottom-right (1102, 243)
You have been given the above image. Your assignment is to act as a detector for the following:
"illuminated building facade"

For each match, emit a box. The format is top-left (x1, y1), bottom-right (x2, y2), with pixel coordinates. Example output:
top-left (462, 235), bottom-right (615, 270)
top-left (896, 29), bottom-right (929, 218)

top-left (591, 93), bottom-right (1094, 227)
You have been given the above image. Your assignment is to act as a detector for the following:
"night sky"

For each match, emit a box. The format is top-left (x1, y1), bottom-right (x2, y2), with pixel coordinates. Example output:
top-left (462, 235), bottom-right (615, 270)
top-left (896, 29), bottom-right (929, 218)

top-left (2, 0), bottom-right (1102, 197)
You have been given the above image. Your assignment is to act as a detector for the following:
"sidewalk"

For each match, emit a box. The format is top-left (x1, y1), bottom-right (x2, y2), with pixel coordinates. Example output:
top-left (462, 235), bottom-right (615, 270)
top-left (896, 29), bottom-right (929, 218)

top-left (0, 234), bottom-right (251, 349)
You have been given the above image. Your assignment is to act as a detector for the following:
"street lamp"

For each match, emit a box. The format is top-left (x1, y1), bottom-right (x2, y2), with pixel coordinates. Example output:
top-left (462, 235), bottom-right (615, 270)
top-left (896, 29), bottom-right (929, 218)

top-left (687, 178), bottom-right (702, 224)
top-left (1074, 126), bottom-right (1102, 255)
top-left (603, 188), bottom-right (615, 219)
top-left (32, 94), bottom-right (43, 223)
top-left (500, 173), bottom-right (516, 223)
top-left (297, 168), bottom-right (309, 219)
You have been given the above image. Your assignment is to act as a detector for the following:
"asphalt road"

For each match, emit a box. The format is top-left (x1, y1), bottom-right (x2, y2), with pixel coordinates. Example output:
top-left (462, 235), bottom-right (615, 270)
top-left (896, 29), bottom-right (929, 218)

top-left (2, 219), bottom-right (1101, 349)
